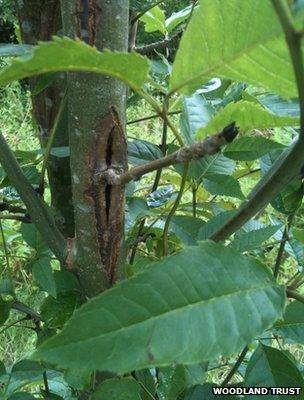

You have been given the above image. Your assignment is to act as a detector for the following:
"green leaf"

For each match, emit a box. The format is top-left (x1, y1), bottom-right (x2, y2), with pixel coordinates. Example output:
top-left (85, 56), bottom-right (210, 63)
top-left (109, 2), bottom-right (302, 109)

top-left (41, 293), bottom-right (80, 329)
top-left (181, 94), bottom-right (215, 144)
top-left (257, 94), bottom-right (299, 118)
top-left (0, 44), bottom-right (33, 57)
top-left (184, 384), bottom-right (239, 399)
top-left (53, 270), bottom-right (80, 295)
top-left (32, 72), bottom-right (59, 95)
top-left (203, 174), bottom-right (244, 199)
top-left (292, 228), bottom-right (304, 243)
top-left (135, 369), bottom-right (155, 400)
top-left (169, 216), bottom-right (205, 245)
top-left (276, 300), bottom-right (304, 344)
top-left (165, 5), bottom-right (197, 33)
top-left (34, 242), bottom-right (285, 374)
top-left (197, 210), bottom-right (238, 240)
top-left (0, 37), bottom-right (149, 91)
top-left (130, 0), bottom-right (155, 11)
top-left (31, 257), bottom-right (57, 298)
top-left (244, 344), bottom-right (304, 393)
top-left (0, 361), bottom-right (6, 377)
top-left (0, 278), bottom-right (14, 296)
top-left (231, 225), bottom-right (282, 253)
top-left (197, 101), bottom-right (298, 139)
top-left (170, 0), bottom-right (296, 98)
top-left (224, 137), bottom-right (284, 161)
top-left (0, 298), bottom-right (11, 326)
top-left (175, 152), bottom-right (236, 181)
top-left (93, 378), bottom-right (141, 400)
top-left (158, 364), bottom-right (206, 400)
top-left (8, 393), bottom-right (36, 400)
top-left (261, 151), bottom-right (303, 214)
top-left (128, 140), bottom-right (162, 166)
top-left (270, 180), bottom-right (303, 215)
top-left (20, 223), bottom-right (49, 256)
top-left (140, 5), bottom-right (166, 34)
top-left (11, 360), bottom-right (44, 382)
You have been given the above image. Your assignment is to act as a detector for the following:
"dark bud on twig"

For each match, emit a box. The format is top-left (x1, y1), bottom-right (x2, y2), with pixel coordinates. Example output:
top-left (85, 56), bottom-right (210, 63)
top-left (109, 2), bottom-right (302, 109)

top-left (221, 122), bottom-right (239, 143)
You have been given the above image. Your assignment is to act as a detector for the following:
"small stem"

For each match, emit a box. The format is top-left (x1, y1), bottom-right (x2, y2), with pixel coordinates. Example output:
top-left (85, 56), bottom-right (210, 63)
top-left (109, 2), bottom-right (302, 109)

top-left (286, 288), bottom-right (304, 304)
top-left (192, 184), bottom-right (197, 218)
top-left (0, 220), bottom-right (10, 274)
top-left (131, 0), bottom-right (166, 24)
top-left (221, 346), bottom-right (249, 386)
top-left (163, 163), bottom-right (189, 256)
top-left (137, 89), bottom-right (184, 146)
top-left (39, 91), bottom-right (67, 195)
top-left (129, 219), bottom-right (146, 265)
top-left (0, 317), bottom-right (28, 335)
top-left (43, 371), bottom-right (50, 395)
top-left (129, 103), bottom-right (169, 264)
top-left (12, 301), bottom-right (41, 322)
top-left (274, 213), bottom-right (294, 279)
top-left (127, 111), bottom-right (181, 125)
top-left (0, 202), bottom-right (26, 214)
top-left (0, 214), bottom-right (31, 223)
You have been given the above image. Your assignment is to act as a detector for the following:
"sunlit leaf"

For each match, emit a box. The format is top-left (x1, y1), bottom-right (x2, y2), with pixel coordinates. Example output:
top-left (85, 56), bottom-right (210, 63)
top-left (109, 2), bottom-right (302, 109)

top-left (197, 101), bottom-right (298, 139)
top-left (171, 0), bottom-right (296, 98)
top-left (0, 37), bottom-right (149, 91)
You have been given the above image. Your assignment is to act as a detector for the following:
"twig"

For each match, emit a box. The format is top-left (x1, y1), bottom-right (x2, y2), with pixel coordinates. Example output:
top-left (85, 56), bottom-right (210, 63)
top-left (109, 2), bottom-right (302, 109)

top-left (43, 371), bottom-right (50, 395)
top-left (221, 346), bottom-right (249, 386)
top-left (274, 213), bottom-right (294, 279)
top-left (131, 0), bottom-right (167, 25)
top-left (0, 202), bottom-right (26, 214)
top-left (135, 33), bottom-right (181, 55)
top-left (129, 104), bottom-right (169, 264)
top-left (0, 219), bottom-right (10, 273)
top-left (39, 91), bottom-right (67, 195)
top-left (12, 301), bottom-right (41, 322)
top-left (0, 214), bottom-right (31, 223)
top-left (127, 111), bottom-right (180, 125)
top-left (102, 123), bottom-right (238, 186)
top-left (163, 163), bottom-right (189, 256)
top-left (0, 317), bottom-right (29, 335)
top-left (286, 289), bottom-right (304, 304)
top-left (192, 184), bottom-right (197, 218)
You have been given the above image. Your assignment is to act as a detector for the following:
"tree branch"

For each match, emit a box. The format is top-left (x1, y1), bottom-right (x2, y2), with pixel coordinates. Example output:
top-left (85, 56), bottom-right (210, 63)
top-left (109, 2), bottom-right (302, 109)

top-left (135, 33), bottom-right (181, 55)
top-left (101, 123), bottom-right (238, 186)
top-left (209, 0), bottom-right (304, 242)
top-left (0, 132), bottom-right (67, 262)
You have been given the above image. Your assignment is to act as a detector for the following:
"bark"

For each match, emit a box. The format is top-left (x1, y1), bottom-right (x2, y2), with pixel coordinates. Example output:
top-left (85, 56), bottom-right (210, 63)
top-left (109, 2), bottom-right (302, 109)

top-left (15, 0), bottom-right (74, 237)
top-left (60, 0), bottom-right (129, 297)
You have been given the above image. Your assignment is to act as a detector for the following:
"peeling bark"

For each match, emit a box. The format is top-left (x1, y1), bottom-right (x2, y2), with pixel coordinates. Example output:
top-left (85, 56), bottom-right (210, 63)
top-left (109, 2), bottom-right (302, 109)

top-left (61, 0), bottom-right (129, 296)
top-left (15, 0), bottom-right (74, 237)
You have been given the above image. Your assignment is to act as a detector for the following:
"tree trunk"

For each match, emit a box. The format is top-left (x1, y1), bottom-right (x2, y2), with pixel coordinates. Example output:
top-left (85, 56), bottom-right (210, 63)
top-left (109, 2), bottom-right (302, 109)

top-left (60, 0), bottom-right (129, 297)
top-left (15, 0), bottom-right (74, 237)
